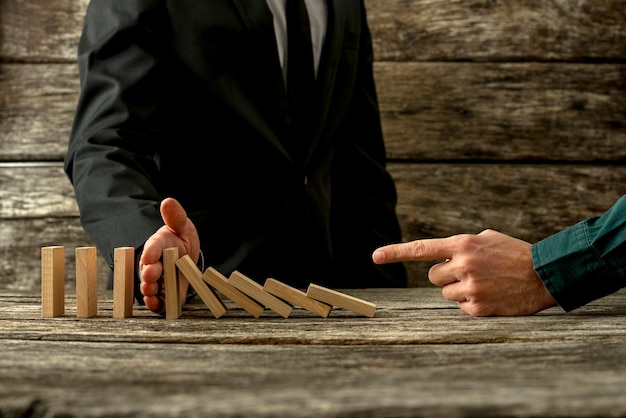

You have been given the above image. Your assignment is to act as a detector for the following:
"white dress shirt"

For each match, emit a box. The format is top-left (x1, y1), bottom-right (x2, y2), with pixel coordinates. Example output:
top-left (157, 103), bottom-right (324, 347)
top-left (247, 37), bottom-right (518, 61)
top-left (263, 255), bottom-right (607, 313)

top-left (265, 0), bottom-right (328, 80)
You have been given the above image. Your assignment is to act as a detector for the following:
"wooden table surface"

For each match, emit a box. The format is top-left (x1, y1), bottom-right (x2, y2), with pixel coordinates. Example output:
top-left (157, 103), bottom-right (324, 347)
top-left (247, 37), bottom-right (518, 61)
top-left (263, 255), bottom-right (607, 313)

top-left (1, 288), bottom-right (625, 417)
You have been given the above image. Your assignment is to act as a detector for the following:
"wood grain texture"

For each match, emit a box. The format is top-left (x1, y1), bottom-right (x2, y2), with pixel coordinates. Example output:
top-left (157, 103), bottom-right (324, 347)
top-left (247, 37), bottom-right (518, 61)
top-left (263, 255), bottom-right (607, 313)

top-left (264, 278), bottom-right (332, 318)
top-left (390, 163), bottom-right (626, 242)
top-left (375, 62), bottom-right (626, 161)
top-left (0, 0), bottom-right (89, 62)
top-left (306, 284), bottom-right (377, 318)
top-left (74, 246), bottom-right (97, 318)
top-left (175, 256), bottom-right (227, 319)
top-left (113, 247), bottom-right (135, 319)
top-left (1, 289), bottom-right (625, 417)
top-left (0, 217), bottom-right (109, 292)
top-left (0, 163), bottom-right (78, 218)
top-left (40, 246), bottom-right (64, 318)
top-left (162, 247), bottom-right (181, 320)
top-left (202, 267), bottom-right (265, 318)
top-left (0, 65), bottom-right (79, 161)
top-left (365, 0), bottom-right (626, 61)
top-left (228, 271), bottom-right (293, 318)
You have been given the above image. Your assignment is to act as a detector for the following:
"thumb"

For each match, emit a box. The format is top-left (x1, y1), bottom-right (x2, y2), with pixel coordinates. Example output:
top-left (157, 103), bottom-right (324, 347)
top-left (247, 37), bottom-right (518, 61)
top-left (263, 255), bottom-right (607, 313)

top-left (159, 197), bottom-right (200, 260)
top-left (160, 197), bottom-right (190, 236)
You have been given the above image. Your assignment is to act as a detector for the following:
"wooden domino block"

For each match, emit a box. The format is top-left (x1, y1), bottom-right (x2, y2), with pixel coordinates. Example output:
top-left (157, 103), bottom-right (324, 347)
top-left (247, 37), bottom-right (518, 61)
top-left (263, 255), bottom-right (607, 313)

top-left (229, 271), bottom-right (292, 318)
top-left (306, 284), bottom-right (376, 318)
top-left (41, 246), bottom-right (65, 317)
top-left (202, 267), bottom-right (265, 318)
top-left (175, 255), bottom-right (227, 318)
top-left (75, 246), bottom-right (98, 318)
top-left (263, 278), bottom-right (331, 318)
top-left (113, 247), bottom-right (134, 319)
top-left (162, 247), bottom-right (182, 319)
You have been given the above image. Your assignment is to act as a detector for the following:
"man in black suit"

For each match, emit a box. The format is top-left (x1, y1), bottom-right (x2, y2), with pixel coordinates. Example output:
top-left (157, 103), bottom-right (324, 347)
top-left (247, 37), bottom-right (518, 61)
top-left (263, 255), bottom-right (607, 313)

top-left (65, 0), bottom-right (407, 313)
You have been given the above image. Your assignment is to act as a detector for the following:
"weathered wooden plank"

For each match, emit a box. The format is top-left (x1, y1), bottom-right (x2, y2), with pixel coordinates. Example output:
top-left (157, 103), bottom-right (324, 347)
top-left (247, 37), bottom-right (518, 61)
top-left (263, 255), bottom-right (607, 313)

top-left (366, 0), bottom-right (626, 61)
top-left (0, 0), bottom-right (88, 62)
top-left (376, 62), bottom-right (626, 161)
top-left (0, 65), bottom-right (79, 161)
top-left (1, 338), bottom-right (624, 417)
top-left (1, 289), bottom-right (625, 344)
top-left (2, 62), bottom-right (625, 162)
top-left (2, 0), bottom-right (624, 62)
top-left (390, 163), bottom-right (626, 242)
top-left (0, 289), bottom-right (625, 417)
top-left (0, 163), bottom-right (77, 218)
top-left (0, 217), bottom-right (109, 292)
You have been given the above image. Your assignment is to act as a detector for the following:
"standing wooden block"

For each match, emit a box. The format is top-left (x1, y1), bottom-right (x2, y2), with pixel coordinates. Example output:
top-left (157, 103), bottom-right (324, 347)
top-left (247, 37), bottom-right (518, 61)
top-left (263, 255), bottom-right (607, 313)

top-left (75, 247), bottom-right (98, 318)
top-left (162, 247), bottom-right (182, 319)
top-left (202, 267), bottom-right (265, 318)
top-left (263, 278), bottom-right (331, 318)
top-left (229, 271), bottom-right (292, 318)
top-left (306, 284), bottom-right (377, 318)
top-left (175, 255), bottom-right (227, 319)
top-left (113, 247), bottom-right (134, 319)
top-left (41, 246), bottom-right (65, 318)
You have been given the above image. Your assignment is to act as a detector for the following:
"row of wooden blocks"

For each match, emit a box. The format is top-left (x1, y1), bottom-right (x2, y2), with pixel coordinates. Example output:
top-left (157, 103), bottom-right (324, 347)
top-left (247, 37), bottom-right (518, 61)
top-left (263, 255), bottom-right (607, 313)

top-left (41, 246), bottom-right (377, 319)
top-left (41, 246), bottom-right (135, 318)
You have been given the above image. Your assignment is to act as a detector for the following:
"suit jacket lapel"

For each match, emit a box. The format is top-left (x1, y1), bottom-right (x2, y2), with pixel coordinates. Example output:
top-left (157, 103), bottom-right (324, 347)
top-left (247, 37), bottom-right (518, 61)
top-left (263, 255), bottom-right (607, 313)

top-left (232, 0), bottom-right (282, 81)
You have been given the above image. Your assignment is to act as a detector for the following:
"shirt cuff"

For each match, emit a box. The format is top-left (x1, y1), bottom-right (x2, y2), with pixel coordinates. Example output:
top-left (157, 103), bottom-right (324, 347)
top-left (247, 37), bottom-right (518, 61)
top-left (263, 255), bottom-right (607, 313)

top-left (531, 219), bottom-right (621, 312)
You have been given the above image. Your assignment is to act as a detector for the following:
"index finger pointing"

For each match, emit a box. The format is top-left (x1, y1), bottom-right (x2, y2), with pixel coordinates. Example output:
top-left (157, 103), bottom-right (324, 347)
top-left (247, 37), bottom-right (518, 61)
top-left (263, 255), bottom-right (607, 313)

top-left (372, 237), bottom-right (456, 264)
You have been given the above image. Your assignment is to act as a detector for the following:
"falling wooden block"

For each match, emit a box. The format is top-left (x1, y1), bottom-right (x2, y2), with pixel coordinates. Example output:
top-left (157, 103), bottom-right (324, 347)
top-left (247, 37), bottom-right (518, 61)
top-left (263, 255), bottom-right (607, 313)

top-left (202, 267), bottom-right (265, 318)
top-left (113, 247), bottom-right (134, 319)
top-left (76, 246), bottom-right (98, 318)
top-left (175, 255), bottom-right (227, 319)
top-left (306, 284), bottom-right (376, 318)
top-left (162, 247), bottom-right (182, 319)
top-left (41, 246), bottom-right (65, 318)
top-left (263, 278), bottom-right (331, 318)
top-left (229, 271), bottom-right (292, 318)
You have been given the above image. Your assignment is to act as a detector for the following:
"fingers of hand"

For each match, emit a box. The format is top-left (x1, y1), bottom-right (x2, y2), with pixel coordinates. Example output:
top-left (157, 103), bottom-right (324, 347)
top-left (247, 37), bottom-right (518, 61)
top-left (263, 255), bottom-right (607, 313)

top-left (142, 274), bottom-right (165, 314)
top-left (139, 261), bottom-right (163, 285)
top-left (440, 282), bottom-right (468, 302)
top-left (373, 238), bottom-right (454, 264)
top-left (430, 258), bottom-right (468, 302)
top-left (139, 260), bottom-right (164, 312)
top-left (140, 278), bottom-right (162, 297)
top-left (427, 259), bottom-right (457, 287)
top-left (144, 295), bottom-right (165, 314)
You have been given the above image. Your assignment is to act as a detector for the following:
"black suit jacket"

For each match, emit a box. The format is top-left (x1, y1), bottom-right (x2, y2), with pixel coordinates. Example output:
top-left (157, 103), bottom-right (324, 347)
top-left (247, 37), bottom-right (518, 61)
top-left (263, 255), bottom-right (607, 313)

top-left (65, 0), bottom-right (407, 288)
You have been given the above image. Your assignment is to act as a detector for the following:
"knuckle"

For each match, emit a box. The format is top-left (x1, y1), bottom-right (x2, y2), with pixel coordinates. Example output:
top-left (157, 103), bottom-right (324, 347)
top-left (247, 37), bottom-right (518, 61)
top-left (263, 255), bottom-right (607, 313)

top-left (455, 234), bottom-right (478, 253)
top-left (410, 241), bottom-right (430, 258)
top-left (464, 302), bottom-right (491, 317)
top-left (455, 257), bottom-right (476, 278)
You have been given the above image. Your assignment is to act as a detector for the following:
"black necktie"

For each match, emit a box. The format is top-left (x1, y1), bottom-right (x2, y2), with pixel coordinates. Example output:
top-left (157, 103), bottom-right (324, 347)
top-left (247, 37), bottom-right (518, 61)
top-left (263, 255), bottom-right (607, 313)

top-left (286, 0), bottom-right (315, 133)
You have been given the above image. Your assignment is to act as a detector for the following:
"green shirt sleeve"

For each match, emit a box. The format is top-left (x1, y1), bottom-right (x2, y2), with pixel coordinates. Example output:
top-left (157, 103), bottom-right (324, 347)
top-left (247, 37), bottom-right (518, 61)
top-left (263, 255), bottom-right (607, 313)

top-left (531, 195), bottom-right (626, 312)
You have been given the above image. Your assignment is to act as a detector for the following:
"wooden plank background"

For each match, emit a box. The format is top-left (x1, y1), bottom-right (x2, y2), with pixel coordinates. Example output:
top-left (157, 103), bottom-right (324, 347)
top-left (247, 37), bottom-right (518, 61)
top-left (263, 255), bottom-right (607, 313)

top-left (1, 0), bottom-right (625, 290)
